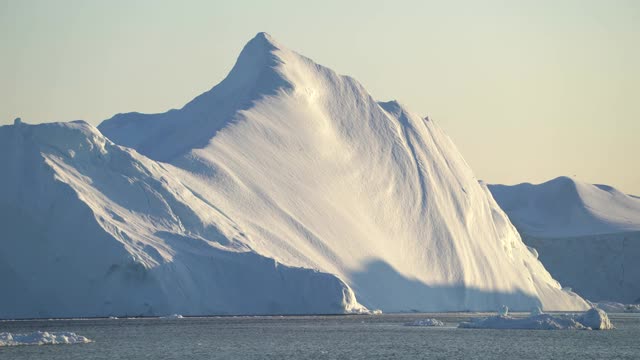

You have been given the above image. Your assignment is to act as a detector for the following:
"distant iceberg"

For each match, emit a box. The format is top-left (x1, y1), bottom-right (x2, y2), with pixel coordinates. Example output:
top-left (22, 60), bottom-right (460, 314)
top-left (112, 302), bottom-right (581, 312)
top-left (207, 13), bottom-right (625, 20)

top-left (459, 308), bottom-right (614, 330)
top-left (0, 331), bottom-right (92, 346)
top-left (159, 314), bottom-right (184, 319)
top-left (593, 301), bottom-right (640, 313)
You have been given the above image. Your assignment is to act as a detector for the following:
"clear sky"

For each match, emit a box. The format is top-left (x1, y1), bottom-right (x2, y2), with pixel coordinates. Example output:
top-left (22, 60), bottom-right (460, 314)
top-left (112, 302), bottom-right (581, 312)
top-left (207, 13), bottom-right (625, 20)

top-left (2, 0), bottom-right (639, 194)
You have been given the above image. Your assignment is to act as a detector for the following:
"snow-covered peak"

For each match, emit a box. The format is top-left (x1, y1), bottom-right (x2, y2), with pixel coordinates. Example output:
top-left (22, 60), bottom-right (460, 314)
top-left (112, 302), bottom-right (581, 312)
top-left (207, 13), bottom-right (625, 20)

top-left (98, 33), bottom-right (312, 161)
top-left (489, 176), bottom-right (640, 237)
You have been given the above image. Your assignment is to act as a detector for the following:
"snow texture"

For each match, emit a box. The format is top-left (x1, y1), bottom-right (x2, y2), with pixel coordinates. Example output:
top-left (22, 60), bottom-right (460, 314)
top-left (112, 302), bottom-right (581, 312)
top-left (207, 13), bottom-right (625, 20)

top-left (0, 33), bottom-right (588, 318)
top-left (459, 308), bottom-right (613, 330)
top-left (0, 331), bottom-right (92, 346)
top-left (489, 177), bottom-right (640, 303)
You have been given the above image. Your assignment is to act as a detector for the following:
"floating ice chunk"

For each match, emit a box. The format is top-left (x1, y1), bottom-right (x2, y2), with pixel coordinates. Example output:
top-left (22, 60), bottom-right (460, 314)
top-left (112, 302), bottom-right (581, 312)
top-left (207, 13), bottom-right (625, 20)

top-left (459, 314), bottom-right (586, 330)
top-left (459, 308), bottom-right (614, 330)
top-left (0, 331), bottom-right (92, 346)
top-left (576, 308), bottom-right (614, 330)
top-left (404, 318), bottom-right (445, 327)
top-left (160, 314), bottom-right (184, 319)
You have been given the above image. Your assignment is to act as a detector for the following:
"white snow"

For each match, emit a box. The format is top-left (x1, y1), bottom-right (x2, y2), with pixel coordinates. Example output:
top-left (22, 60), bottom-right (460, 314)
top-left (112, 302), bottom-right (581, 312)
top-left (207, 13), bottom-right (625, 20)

top-left (0, 32), bottom-right (589, 318)
top-left (459, 308), bottom-right (613, 330)
top-left (0, 331), bottom-right (92, 346)
top-left (404, 318), bottom-right (445, 327)
top-left (489, 177), bottom-right (640, 303)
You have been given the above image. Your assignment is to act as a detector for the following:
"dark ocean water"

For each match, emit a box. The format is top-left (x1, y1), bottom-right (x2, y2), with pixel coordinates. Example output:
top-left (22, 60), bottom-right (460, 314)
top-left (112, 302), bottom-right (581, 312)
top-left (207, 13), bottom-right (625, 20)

top-left (1, 313), bottom-right (639, 359)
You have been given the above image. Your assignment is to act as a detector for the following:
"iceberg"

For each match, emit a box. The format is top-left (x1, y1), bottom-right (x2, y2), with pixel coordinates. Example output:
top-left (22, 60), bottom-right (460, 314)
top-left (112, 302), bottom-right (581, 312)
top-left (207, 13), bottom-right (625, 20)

top-left (594, 301), bottom-right (640, 313)
top-left (459, 308), bottom-right (614, 330)
top-left (0, 331), bottom-right (92, 346)
top-left (0, 33), bottom-right (589, 318)
top-left (489, 177), bottom-right (640, 303)
top-left (160, 314), bottom-right (184, 319)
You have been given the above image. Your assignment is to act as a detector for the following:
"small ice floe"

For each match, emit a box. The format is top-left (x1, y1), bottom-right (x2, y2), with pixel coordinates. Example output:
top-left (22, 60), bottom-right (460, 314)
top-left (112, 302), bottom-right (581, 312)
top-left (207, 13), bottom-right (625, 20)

top-left (159, 314), bottom-right (184, 319)
top-left (370, 309), bottom-right (383, 315)
top-left (458, 307), bottom-right (614, 330)
top-left (0, 331), bottom-right (93, 346)
top-left (404, 318), bottom-right (445, 327)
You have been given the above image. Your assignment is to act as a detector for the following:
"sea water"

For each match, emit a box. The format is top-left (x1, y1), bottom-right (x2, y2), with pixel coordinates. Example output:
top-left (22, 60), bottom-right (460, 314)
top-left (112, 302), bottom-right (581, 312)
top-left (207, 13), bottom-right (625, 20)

top-left (1, 313), bottom-right (639, 359)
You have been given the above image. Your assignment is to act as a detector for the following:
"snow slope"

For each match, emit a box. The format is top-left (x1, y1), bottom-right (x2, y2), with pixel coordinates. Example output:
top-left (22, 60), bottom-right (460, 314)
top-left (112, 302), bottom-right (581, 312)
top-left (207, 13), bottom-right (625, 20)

top-left (489, 177), bottom-right (640, 303)
top-left (99, 32), bottom-right (587, 312)
top-left (0, 120), bottom-right (363, 318)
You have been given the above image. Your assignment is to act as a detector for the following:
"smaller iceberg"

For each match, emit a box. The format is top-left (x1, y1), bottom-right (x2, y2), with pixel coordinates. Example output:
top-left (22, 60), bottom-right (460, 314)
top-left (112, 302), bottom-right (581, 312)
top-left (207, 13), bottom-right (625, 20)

top-left (159, 314), bottom-right (184, 319)
top-left (0, 331), bottom-right (93, 346)
top-left (404, 318), bottom-right (445, 327)
top-left (458, 307), bottom-right (614, 330)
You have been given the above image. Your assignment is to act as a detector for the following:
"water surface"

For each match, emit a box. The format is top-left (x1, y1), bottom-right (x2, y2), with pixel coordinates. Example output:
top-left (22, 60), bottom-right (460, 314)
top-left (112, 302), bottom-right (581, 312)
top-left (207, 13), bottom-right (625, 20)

top-left (1, 313), bottom-right (638, 359)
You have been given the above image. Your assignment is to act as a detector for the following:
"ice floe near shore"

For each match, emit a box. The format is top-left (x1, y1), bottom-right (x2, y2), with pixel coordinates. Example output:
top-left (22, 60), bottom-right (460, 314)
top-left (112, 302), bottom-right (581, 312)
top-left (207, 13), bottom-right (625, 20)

top-left (404, 318), bottom-right (445, 327)
top-left (459, 308), bottom-right (614, 330)
top-left (0, 331), bottom-right (92, 346)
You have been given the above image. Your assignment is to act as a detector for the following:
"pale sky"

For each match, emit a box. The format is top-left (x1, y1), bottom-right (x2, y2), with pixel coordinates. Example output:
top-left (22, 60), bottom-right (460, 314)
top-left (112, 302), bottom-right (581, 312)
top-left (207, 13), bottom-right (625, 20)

top-left (2, 0), bottom-right (638, 194)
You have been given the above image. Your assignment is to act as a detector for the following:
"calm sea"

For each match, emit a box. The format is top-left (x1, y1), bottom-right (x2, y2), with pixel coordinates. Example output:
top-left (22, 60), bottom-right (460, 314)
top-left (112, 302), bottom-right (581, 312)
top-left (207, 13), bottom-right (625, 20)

top-left (1, 313), bottom-right (639, 359)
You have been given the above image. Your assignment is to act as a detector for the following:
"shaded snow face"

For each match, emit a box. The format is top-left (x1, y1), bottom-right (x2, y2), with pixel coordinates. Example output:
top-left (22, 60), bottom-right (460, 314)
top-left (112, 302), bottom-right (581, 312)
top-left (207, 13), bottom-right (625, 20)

top-left (97, 32), bottom-right (588, 313)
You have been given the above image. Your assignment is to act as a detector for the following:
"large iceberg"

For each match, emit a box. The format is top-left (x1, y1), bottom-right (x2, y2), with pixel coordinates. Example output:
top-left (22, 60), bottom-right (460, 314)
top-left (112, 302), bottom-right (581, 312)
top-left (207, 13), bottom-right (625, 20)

top-left (0, 33), bottom-right (588, 318)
